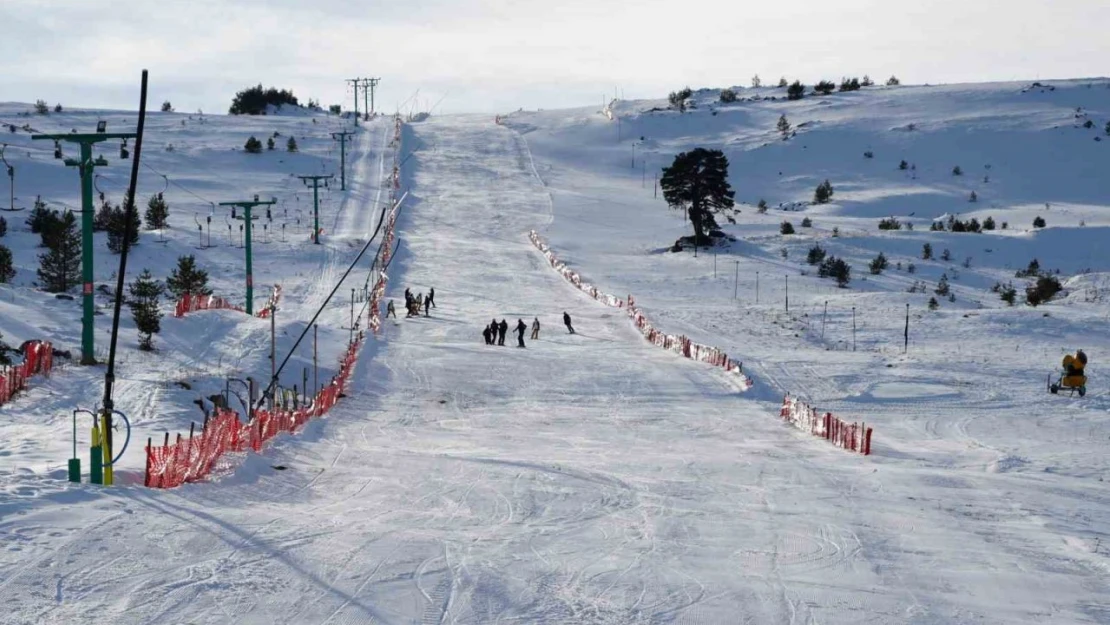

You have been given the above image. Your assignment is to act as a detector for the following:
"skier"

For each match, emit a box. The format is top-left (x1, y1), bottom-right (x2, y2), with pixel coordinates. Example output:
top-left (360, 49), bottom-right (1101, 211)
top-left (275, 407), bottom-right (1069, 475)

top-left (482, 325), bottom-right (493, 345)
top-left (427, 287), bottom-right (436, 309)
top-left (530, 317), bottom-right (540, 340)
top-left (424, 294), bottom-right (431, 317)
top-left (386, 299), bottom-right (396, 318)
top-left (516, 319), bottom-right (527, 347)
top-left (498, 319), bottom-right (508, 346)
top-left (563, 311), bottom-right (575, 334)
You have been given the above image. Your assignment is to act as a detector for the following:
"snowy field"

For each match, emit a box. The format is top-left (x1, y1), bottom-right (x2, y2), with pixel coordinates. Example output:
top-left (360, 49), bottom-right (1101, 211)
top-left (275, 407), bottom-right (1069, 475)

top-left (1, 79), bottom-right (1109, 624)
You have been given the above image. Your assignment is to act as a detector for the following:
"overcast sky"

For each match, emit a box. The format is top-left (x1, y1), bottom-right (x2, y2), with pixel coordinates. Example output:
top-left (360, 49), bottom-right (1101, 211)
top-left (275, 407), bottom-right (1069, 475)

top-left (2, 0), bottom-right (1107, 115)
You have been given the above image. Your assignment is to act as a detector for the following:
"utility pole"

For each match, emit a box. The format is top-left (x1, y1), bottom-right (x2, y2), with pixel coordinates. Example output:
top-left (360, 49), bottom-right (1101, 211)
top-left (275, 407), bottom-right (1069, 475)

top-left (346, 78), bottom-right (362, 126)
top-left (330, 131), bottom-right (354, 190)
top-left (270, 302), bottom-right (276, 409)
top-left (365, 78), bottom-right (381, 115)
top-left (34, 124), bottom-right (137, 365)
top-left (734, 262), bottom-right (739, 299)
top-left (220, 195), bottom-right (275, 315)
top-left (298, 175), bottom-right (333, 244)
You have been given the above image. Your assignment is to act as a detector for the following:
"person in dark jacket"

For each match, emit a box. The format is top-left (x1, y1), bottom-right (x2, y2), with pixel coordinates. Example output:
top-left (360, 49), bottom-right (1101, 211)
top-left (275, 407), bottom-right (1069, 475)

top-left (423, 295), bottom-right (431, 317)
top-left (386, 299), bottom-right (396, 318)
top-left (563, 311), bottom-right (575, 334)
top-left (427, 287), bottom-right (436, 308)
top-left (516, 319), bottom-right (527, 347)
top-left (490, 319), bottom-right (498, 343)
top-left (498, 319), bottom-right (508, 346)
top-left (482, 325), bottom-right (492, 345)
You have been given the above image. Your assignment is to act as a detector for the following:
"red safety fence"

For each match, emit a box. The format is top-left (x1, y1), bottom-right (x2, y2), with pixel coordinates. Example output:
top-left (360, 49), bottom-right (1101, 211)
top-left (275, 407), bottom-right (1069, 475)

top-left (528, 230), bottom-right (753, 390)
top-left (173, 285), bottom-right (282, 319)
top-left (0, 341), bottom-right (54, 407)
top-left (781, 395), bottom-right (873, 455)
top-left (145, 335), bottom-right (363, 488)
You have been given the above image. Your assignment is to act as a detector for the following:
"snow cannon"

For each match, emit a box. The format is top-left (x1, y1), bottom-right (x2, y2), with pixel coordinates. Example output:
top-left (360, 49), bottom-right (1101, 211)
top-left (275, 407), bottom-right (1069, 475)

top-left (1049, 350), bottom-right (1087, 397)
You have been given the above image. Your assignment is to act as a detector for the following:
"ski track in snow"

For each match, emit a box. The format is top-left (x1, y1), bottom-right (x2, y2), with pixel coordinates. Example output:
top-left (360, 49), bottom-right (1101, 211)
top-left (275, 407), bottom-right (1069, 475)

top-left (0, 86), bottom-right (1109, 623)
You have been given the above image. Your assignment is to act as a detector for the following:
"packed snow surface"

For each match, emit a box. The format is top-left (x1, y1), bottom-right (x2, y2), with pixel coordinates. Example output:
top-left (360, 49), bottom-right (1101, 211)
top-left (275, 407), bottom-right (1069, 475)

top-left (2, 78), bottom-right (1110, 623)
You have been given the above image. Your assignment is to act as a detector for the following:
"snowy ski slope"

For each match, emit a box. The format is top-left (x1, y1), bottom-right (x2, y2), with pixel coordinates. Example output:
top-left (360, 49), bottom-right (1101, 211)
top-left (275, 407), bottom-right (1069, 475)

top-left (1, 78), bottom-right (1109, 623)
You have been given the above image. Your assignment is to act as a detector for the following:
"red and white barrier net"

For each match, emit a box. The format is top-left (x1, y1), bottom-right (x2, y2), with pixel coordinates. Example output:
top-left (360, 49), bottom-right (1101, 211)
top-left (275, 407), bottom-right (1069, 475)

top-left (0, 341), bottom-right (54, 407)
top-left (528, 230), bottom-right (752, 390)
top-left (781, 395), bottom-right (873, 455)
top-left (172, 285), bottom-right (282, 319)
top-left (145, 335), bottom-right (363, 488)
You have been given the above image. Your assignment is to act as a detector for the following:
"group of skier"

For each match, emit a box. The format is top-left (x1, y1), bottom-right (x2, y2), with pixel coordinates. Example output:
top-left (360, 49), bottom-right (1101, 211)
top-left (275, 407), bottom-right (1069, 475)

top-left (483, 312), bottom-right (574, 348)
top-left (387, 287), bottom-right (436, 319)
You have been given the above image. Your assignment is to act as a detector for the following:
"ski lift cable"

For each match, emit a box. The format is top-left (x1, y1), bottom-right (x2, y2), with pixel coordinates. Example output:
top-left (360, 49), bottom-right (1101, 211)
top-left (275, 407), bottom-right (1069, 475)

top-left (255, 195), bottom-right (408, 409)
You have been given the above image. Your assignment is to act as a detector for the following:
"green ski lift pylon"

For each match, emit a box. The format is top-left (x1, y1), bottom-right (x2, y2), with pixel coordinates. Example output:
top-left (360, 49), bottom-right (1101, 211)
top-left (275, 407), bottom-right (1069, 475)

top-left (220, 195), bottom-right (276, 314)
top-left (33, 123), bottom-right (139, 365)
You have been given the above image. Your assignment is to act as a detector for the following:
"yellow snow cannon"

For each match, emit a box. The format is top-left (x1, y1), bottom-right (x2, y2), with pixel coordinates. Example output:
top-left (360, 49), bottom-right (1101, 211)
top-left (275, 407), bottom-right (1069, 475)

top-left (1049, 350), bottom-right (1087, 397)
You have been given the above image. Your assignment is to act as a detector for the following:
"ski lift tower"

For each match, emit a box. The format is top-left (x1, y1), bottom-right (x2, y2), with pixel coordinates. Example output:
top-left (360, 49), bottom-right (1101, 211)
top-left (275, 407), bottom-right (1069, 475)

top-left (33, 122), bottom-right (137, 365)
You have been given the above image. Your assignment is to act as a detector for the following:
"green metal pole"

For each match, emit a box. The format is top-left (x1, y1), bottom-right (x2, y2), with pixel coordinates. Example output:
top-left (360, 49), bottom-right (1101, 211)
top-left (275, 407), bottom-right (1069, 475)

top-left (79, 144), bottom-right (96, 365)
top-left (312, 183), bottom-right (320, 245)
top-left (339, 135), bottom-right (346, 190)
top-left (244, 206), bottom-right (254, 315)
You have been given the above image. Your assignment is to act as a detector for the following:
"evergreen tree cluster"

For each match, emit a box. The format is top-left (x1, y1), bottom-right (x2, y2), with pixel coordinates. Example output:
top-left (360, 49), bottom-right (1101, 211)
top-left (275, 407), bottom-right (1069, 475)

top-left (813, 179), bottom-right (834, 204)
top-left (877, 217), bottom-right (901, 230)
top-left (103, 194), bottom-right (142, 253)
top-left (0, 244), bottom-right (14, 283)
top-left (818, 256), bottom-right (852, 287)
top-left (244, 136), bottom-right (263, 153)
top-left (780, 221), bottom-right (795, 235)
top-left (806, 244), bottom-right (826, 265)
top-left (719, 89), bottom-right (737, 103)
top-left (869, 252), bottom-right (888, 274)
top-left (839, 77), bottom-right (862, 92)
top-left (814, 80), bottom-right (836, 95)
top-left (229, 85), bottom-right (300, 115)
top-left (36, 209), bottom-right (81, 293)
top-left (787, 81), bottom-right (805, 100)
top-left (931, 215), bottom-right (994, 233)
top-left (668, 87), bottom-right (693, 110)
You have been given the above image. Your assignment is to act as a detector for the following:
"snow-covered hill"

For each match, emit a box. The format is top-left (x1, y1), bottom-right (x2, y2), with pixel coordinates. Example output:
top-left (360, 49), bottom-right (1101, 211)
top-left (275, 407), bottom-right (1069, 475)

top-left (2, 78), bottom-right (1109, 623)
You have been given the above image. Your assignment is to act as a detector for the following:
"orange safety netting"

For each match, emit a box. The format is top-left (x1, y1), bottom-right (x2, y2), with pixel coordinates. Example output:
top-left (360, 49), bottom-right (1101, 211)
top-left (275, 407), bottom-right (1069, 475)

top-left (145, 336), bottom-right (362, 488)
top-left (780, 395), bottom-right (873, 455)
top-left (528, 230), bottom-right (753, 389)
top-left (0, 341), bottom-right (54, 406)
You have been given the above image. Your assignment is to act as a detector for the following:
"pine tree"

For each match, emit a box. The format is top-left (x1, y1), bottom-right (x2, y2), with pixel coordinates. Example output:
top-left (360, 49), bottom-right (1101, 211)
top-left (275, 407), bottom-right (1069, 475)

top-left (128, 269), bottom-right (163, 351)
top-left (757, 199), bottom-right (768, 213)
top-left (869, 252), bottom-right (888, 274)
top-left (0, 244), bottom-right (14, 283)
top-left (37, 211), bottom-right (80, 292)
top-left (166, 254), bottom-right (212, 300)
top-left (806, 244), bottom-right (826, 265)
top-left (26, 196), bottom-right (51, 233)
top-left (719, 89), bottom-right (737, 103)
top-left (751, 74), bottom-right (762, 88)
top-left (777, 114), bottom-right (791, 136)
top-left (941, 248), bottom-right (951, 261)
top-left (777, 77), bottom-right (788, 88)
top-left (286, 136), bottom-right (298, 152)
top-left (267, 136), bottom-right (275, 150)
top-left (161, 101), bottom-right (174, 112)
top-left (106, 198), bottom-right (141, 253)
top-left (814, 80), bottom-right (836, 95)
top-left (861, 75), bottom-right (874, 87)
top-left (0, 215), bottom-right (6, 237)
top-left (899, 159), bottom-right (908, 170)
top-left (780, 221), bottom-right (795, 235)
top-left (145, 193), bottom-right (169, 230)
top-left (660, 148), bottom-right (736, 245)
top-left (93, 199), bottom-right (114, 232)
top-left (38, 209), bottom-right (65, 249)
top-left (935, 273), bottom-right (950, 296)
top-left (969, 191), bottom-right (977, 202)
top-left (244, 136), bottom-right (263, 153)
top-left (814, 179), bottom-right (834, 204)
top-left (787, 80), bottom-right (805, 100)
top-left (818, 256), bottom-right (851, 287)
top-left (983, 216), bottom-right (996, 230)
top-left (922, 243), bottom-right (933, 259)
top-left (801, 216), bottom-right (812, 227)
top-left (928, 297), bottom-right (939, 310)
top-left (886, 76), bottom-right (901, 86)
top-left (1033, 215), bottom-right (1046, 228)
top-left (952, 165), bottom-right (962, 176)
